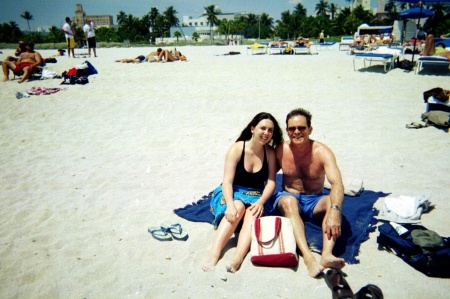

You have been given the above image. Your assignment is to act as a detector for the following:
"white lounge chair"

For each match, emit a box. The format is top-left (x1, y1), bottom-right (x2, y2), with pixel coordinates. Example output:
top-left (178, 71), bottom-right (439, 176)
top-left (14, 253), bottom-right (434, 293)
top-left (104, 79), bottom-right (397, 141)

top-left (246, 42), bottom-right (268, 55)
top-left (415, 56), bottom-right (450, 74)
top-left (353, 48), bottom-right (402, 73)
top-left (339, 36), bottom-right (354, 50)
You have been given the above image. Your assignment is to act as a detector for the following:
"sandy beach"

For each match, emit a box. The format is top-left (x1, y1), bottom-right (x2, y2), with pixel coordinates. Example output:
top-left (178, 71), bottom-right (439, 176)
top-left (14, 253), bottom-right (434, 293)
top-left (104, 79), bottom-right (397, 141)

top-left (1, 44), bottom-right (449, 298)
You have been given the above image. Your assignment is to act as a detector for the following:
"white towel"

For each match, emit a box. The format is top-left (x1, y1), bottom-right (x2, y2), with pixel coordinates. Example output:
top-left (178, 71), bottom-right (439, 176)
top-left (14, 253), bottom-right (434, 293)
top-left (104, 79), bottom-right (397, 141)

top-left (377, 194), bottom-right (432, 223)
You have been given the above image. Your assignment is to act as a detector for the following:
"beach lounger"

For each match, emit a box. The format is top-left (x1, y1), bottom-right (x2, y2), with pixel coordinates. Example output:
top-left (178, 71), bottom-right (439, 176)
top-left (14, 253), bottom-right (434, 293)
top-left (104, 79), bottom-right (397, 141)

top-left (315, 41), bottom-right (336, 51)
top-left (268, 44), bottom-right (288, 55)
top-left (339, 36), bottom-right (353, 50)
top-left (293, 46), bottom-right (311, 55)
top-left (246, 42), bottom-right (268, 55)
top-left (353, 48), bottom-right (402, 73)
top-left (415, 56), bottom-right (450, 74)
top-left (353, 53), bottom-right (395, 72)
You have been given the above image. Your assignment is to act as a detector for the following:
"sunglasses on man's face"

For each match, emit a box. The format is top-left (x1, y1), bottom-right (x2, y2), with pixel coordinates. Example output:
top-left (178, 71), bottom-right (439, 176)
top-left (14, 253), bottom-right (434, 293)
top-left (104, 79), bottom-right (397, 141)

top-left (287, 126), bottom-right (308, 132)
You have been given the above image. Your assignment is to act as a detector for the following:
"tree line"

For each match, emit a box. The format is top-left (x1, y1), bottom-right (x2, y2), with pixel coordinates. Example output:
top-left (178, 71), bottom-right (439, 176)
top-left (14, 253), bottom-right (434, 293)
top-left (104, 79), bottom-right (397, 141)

top-left (1, 1), bottom-right (449, 45)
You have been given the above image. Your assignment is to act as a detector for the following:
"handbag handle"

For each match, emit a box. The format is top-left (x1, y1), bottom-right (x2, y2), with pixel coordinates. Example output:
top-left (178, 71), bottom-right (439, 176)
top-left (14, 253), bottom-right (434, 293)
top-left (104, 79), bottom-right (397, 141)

top-left (254, 217), bottom-right (281, 245)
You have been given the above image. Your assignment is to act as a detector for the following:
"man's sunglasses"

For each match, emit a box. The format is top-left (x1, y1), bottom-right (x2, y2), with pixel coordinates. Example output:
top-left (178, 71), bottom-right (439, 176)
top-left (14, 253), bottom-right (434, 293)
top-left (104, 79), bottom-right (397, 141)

top-left (287, 126), bottom-right (308, 132)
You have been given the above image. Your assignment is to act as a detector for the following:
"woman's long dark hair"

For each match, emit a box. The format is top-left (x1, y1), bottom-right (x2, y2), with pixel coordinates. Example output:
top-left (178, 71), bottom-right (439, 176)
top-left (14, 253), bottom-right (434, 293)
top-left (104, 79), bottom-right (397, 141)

top-left (236, 112), bottom-right (283, 147)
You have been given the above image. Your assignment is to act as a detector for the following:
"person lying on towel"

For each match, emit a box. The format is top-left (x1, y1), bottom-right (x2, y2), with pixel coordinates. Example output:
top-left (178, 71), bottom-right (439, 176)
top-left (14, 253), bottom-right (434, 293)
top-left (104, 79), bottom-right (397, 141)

top-left (266, 108), bottom-right (346, 278)
top-left (202, 112), bottom-right (283, 273)
top-left (2, 41), bottom-right (43, 83)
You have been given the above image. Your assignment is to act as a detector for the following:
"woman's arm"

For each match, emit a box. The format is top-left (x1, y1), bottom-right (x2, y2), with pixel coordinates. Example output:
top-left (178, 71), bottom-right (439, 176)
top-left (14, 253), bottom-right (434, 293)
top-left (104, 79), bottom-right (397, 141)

top-left (221, 142), bottom-right (242, 222)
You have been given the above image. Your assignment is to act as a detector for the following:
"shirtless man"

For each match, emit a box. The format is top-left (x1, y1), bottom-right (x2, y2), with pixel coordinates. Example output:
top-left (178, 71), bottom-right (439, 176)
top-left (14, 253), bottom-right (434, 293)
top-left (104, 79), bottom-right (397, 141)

top-left (269, 108), bottom-right (345, 278)
top-left (2, 41), bottom-right (43, 83)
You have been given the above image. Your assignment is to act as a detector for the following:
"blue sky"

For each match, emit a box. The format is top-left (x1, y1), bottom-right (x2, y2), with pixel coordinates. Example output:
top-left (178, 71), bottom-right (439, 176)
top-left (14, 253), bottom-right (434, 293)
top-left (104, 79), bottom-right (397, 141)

top-left (1, 0), bottom-right (372, 31)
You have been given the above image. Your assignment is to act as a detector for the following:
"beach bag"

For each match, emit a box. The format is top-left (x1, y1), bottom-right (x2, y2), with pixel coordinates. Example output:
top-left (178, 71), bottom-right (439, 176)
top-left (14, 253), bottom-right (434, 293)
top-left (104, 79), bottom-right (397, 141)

top-left (377, 223), bottom-right (450, 278)
top-left (399, 59), bottom-right (412, 70)
top-left (421, 111), bottom-right (450, 127)
top-left (250, 216), bottom-right (298, 267)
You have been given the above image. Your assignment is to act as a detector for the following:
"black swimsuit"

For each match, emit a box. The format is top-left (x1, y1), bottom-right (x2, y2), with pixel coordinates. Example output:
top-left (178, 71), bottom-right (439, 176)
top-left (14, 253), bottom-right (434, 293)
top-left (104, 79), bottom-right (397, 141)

top-left (233, 142), bottom-right (268, 190)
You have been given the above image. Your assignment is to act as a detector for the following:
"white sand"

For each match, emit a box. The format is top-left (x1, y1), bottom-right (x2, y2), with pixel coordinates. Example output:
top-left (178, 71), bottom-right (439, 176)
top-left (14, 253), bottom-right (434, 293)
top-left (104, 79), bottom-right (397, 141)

top-left (1, 45), bottom-right (449, 298)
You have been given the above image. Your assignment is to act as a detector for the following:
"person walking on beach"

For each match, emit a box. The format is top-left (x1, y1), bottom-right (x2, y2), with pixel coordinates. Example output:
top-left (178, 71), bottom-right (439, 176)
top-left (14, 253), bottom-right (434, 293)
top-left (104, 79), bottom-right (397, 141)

top-left (62, 17), bottom-right (76, 58)
top-left (267, 108), bottom-right (345, 278)
top-left (202, 112), bottom-right (283, 273)
top-left (83, 19), bottom-right (97, 57)
top-left (319, 30), bottom-right (325, 43)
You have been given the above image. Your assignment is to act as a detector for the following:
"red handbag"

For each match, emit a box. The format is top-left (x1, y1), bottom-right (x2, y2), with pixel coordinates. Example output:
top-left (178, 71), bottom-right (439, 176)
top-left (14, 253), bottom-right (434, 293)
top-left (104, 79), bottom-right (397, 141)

top-left (250, 216), bottom-right (298, 267)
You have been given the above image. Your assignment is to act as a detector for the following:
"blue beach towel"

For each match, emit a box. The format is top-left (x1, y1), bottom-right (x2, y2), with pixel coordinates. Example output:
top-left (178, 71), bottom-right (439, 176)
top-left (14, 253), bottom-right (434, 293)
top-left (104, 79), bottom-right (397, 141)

top-left (174, 174), bottom-right (389, 264)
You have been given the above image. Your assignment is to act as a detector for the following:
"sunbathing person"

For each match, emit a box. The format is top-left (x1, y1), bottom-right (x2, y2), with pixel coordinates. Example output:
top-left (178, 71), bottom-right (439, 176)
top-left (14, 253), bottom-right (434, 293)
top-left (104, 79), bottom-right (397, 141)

top-left (2, 41), bottom-right (43, 83)
top-left (272, 39), bottom-right (288, 47)
top-left (349, 34), bottom-right (365, 49)
top-left (294, 36), bottom-right (311, 48)
top-left (115, 49), bottom-right (163, 63)
top-left (420, 34), bottom-right (450, 60)
top-left (156, 48), bottom-right (184, 62)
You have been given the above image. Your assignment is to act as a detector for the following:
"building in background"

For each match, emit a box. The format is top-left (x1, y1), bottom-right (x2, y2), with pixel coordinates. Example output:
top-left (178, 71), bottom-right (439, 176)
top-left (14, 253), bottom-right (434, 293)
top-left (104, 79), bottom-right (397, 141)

top-left (72, 4), bottom-right (114, 29)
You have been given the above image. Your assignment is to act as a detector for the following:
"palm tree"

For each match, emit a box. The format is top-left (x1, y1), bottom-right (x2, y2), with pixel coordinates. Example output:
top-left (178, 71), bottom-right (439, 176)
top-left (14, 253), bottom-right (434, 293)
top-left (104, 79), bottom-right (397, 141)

top-left (117, 11), bottom-right (127, 25)
top-left (385, 0), bottom-right (398, 13)
top-left (329, 3), bottom-right (338, 19)
top-left (202, 4), bottom-right (220, 43)
top-left (164, 6), bottom-right (186, 42)
top-left (293, 3), bottom-right (307, 16)
top-left (316, 0), bottom-right (330, 17)
top-left (20, 10), bottom-right (33, 31)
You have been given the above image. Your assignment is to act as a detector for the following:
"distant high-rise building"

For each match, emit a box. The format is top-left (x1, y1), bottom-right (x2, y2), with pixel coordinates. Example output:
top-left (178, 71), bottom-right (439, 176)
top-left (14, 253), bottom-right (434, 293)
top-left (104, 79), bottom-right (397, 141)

top-left (353, 0), bottom-right (372, 9)
top-left (378, 0), bottom-right (386, 12)
top-left (72, 4), bottom-right (114, 29)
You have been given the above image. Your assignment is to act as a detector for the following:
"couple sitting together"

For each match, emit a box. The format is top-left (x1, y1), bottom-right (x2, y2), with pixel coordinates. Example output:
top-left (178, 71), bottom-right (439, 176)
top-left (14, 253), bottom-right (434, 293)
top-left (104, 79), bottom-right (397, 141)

top-left (202, 108), bottom-right (345, 278)
top-left (115, 48), bottom-right (186, 63)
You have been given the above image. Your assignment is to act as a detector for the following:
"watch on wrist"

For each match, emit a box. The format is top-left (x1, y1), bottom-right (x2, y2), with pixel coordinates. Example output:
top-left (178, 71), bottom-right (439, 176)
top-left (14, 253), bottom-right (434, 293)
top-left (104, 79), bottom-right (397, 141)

top-left (331, 204), bottom-right (341, 212)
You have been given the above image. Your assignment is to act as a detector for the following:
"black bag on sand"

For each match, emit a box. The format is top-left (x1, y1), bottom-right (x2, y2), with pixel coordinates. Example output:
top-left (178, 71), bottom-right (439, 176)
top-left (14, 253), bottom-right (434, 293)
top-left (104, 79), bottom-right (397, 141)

top-left (377, 223), bottom-right (450, 278)
top-left (398, 59), bottom-right (413, 70)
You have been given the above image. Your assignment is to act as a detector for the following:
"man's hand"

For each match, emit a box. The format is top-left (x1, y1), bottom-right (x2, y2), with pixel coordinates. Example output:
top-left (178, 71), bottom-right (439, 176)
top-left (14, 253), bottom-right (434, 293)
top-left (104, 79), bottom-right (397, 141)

top-left (324, 209), bottom-right (341, 241)
top-left (248, 201), bottom-right (264, 218)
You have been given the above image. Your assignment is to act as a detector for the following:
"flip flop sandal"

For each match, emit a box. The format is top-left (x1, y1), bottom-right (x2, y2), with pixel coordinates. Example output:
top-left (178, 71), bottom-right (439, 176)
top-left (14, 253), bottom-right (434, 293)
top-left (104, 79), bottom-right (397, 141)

top-left (354, 284), bottom-right (384, 299)
top-left (324, 269), bottom-right (354, 299)
top-left (148, 226), bottom-right (173, 241)
top-left (161, 222), bottom-right (189, 241)
top-left (405, 122), bottom-right (427, 129)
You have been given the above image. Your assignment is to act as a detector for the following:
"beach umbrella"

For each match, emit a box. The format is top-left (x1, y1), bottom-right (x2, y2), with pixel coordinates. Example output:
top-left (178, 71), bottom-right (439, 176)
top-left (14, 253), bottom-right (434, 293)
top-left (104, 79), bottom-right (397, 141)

top-left (398, 7), bottom-right (435, 19)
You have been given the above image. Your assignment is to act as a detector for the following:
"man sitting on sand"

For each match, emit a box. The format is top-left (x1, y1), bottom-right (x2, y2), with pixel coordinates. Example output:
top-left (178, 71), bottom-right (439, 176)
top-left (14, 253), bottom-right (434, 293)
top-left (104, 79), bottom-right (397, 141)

top-left (267, 108), bottom-right (345, 278)
top-left (2, 41), bottom-right (43, 83)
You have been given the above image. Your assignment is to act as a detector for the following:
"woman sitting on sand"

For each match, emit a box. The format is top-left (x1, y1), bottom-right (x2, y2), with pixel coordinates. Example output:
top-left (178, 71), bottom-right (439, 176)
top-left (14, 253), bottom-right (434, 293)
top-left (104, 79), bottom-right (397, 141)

top-left (420, 34), bottom-right (450, 60)
top-left (202, 112), bottom-right (283, 273)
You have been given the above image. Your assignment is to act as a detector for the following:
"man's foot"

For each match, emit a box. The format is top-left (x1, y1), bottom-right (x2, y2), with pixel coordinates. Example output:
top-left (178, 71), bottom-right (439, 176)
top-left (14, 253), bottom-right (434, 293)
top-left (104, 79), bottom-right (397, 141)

top-left (225, 255), bottom-right (243, 273)
top-left (320, 253), bottom-right (345, 270)
top-left (304, 255), bottom-right (325, 278)
top-left (202, 257), bottom-right (218, 272)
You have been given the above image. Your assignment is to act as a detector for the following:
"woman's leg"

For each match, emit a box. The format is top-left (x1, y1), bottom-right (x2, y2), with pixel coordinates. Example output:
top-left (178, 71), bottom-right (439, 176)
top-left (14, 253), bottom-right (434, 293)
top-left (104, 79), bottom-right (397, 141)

top-left (202, 201), bottom-right (246, 272)
top-left (226, 206), bottom-right (257, 273)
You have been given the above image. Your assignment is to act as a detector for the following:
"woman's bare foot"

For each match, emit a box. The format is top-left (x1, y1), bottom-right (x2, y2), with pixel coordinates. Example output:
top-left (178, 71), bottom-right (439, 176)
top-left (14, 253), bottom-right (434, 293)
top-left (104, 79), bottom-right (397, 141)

top-left (304, 255), bottom-right (325, 277)
top-left (320, 253), bottom-right (345, 270)
top-left (225, 255), bottom-right (243, 273)
top-left (202, 257), bottom-right (218, 272)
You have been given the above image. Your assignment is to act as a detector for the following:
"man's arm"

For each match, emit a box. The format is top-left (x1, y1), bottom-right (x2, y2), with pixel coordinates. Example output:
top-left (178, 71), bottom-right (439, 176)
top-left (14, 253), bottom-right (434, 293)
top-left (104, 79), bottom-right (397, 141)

top-left (322, 146), bottom-right (344, 241)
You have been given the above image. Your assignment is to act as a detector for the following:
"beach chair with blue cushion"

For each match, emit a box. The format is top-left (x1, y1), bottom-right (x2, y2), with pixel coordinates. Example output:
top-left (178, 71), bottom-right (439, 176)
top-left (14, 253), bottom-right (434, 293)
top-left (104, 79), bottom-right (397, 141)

top-left (293, 45), bottom-right (311, 55)
top-left (315, 41), bottom-right (336, 51)
top-left (339, 36), bottom-right (354, 51)
top-left (353, 48), bottom-right (402, 73)
top-left (268, 43), bottom-right (288, 55)
top-left (415, 56), bottom-right (450, 74)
